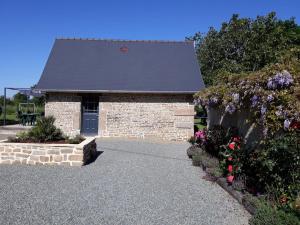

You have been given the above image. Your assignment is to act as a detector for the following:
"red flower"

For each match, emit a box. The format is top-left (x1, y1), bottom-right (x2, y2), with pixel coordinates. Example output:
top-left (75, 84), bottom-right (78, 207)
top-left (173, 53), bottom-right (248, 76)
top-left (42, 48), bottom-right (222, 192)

top-left (228, 142), bottom-right (235, 150)
top-left (227, 175), bottom-right (234, 183)
top-left (228, 157), bottom-right (233, 161)
top-left (228, 165), bottom-right (233, 173)
top-left (290, 120), bottom-right (300, 130)
top-left (233, 136), bottom-right (240, 142)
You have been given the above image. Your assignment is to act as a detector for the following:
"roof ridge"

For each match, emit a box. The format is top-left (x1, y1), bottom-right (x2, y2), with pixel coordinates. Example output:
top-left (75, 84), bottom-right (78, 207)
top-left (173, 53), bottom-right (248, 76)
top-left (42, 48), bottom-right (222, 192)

top-left (55, 37), bottom-right (193, 44)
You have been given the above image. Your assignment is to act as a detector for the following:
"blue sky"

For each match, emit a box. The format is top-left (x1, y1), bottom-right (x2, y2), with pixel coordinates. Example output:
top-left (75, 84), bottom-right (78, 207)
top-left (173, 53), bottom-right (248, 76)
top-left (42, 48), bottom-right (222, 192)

top-left (0, 0), bottom-right (299, 96)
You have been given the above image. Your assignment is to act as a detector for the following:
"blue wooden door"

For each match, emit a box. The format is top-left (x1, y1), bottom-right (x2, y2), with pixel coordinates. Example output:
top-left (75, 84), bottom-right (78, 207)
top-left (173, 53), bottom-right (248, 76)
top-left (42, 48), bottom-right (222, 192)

top-left (81, 96), bottom-right (99, 135)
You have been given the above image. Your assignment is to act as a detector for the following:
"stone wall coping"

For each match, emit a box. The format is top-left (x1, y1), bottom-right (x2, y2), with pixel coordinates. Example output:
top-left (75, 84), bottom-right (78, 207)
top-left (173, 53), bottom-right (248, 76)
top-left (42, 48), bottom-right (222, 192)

top-left (0, 137), bottom-right (96, 148)
top-left (76, 137), bottom-right (96, 149)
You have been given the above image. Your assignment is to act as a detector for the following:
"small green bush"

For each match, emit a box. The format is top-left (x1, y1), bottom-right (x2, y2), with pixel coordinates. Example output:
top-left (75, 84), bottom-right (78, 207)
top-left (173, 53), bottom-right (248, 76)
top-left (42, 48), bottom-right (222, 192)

top-left (249, 202), bottom-right (300, 225)
top-left (28, 116), bottom-right (63, 142)
top-left (244, 131), bottom-right (300, 205)
top-left (68, 135), bottom-right (85, 144)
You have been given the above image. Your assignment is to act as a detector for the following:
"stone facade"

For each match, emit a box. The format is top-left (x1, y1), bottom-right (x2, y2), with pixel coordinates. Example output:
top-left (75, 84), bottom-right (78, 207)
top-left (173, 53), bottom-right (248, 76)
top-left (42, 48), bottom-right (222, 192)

top-left (0, 137), bottom-right (97, 166)
top-left (45, 93), bottom-right (195, 141)
top-left (99, 94), bottom-right (194, 141)
top-left (45, 93), bottom-right (81, 137)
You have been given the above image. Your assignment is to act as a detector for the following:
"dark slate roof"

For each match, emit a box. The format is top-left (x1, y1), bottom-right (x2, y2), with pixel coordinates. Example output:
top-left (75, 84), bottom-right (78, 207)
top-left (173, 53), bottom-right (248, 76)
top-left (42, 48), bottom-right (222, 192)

top-left (36, 38), bottom-right (205, 93)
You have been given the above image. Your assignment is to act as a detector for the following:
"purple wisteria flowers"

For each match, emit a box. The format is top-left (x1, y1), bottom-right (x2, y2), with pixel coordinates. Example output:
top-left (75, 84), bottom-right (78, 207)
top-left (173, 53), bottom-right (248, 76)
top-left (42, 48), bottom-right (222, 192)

top-left (251, 95), bottom-right (259, 107)
top-left (267, 70), bottom-right (293, 90)
top-left (267, 94), bottom-right (274, 102)
top-left (225, 103), bottom-right (236, 114)
top-left (232, 93), bottom-right (240, 103)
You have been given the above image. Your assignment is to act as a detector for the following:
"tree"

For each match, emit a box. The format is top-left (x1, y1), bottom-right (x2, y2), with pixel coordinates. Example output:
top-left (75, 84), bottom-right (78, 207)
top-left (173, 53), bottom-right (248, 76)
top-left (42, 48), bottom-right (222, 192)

top-left (188, 12), bottom-right (300, 86)
top-left (13, 93), bottom-right (28, 105)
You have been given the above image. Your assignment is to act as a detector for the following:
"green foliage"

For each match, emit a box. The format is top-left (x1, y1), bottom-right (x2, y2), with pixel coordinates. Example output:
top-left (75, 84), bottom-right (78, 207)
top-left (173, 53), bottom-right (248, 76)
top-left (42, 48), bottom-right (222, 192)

top-left (192, 154), bottom-right (202, 167)
top-left (249, 202), bottom-right (300, 225)
top-left (195, 58), bottom-right (300, 136)
top-left (13, 93), bottom-right (28, 104)
top-left (26, 116), bottom-right (64, 142)
top-left (188, 12), bottom-right (300, 86)
top-left (205, 125), bottom-right (227, 157)
top-left (244, 131), bottom-right (300, 209)
top-left (68, 135), bottom-right (85, 144)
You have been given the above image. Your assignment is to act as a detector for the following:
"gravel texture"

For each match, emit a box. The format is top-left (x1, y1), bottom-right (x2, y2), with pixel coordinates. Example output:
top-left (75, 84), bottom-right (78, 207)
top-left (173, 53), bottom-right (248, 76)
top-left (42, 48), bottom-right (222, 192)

top-left (0, 134), bottom-right (12, 140)
top-left (0, 138), bottom-right (250, 225)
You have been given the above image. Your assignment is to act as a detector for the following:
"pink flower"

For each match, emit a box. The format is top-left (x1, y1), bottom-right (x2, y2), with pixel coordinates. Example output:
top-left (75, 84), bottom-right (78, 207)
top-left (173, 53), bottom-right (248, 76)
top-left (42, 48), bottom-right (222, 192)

top-left (227, 175), bottom-right (234, 183)
top-left (228, 142), bottom-right (235, 150)
top-left (228, 165), bottom-right (233, 173)
top-left (228, 157), bottom-right (233, 161)
top-left (195, 130), bottom-right (206, 140)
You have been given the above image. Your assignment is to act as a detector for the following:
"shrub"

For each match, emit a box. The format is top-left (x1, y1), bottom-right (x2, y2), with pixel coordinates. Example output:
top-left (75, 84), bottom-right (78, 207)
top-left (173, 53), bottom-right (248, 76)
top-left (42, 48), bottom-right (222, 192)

top-left (191, 150), bottom-right (219, 169)
top-left (249, 202), bottom-right (300, 225)
top-left (68, 135), bottom-right (85, 144)
top-left (244, 131), bottom-right (300, 205)
top-left (187, 145), bottom-right (203, 158)
top-left (205, 125), bottom-right (227, 157)
top-left (192, 154), bottom-right (202, 167)
top-left (27, 116), bottom-right (64, 142)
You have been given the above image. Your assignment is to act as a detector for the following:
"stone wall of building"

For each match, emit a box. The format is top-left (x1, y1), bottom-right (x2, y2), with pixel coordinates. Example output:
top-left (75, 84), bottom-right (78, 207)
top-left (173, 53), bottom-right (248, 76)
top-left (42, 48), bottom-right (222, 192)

top-left (45, 93), bottom-right (81, 137)
top-left (0, 137), bottom-right (97, 166)
top-left (99, 94), bottom-right (194, 141)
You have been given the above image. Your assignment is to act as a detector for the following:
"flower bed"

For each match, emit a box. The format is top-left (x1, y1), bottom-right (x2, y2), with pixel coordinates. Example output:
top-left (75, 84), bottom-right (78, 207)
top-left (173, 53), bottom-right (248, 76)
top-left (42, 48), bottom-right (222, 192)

top-left (0, 137), bottom-right (97, 166)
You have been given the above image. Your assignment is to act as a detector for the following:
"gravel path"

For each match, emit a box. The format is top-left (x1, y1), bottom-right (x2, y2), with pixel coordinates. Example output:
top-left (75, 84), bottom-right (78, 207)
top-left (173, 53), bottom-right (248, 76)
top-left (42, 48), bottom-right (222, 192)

top-left (0, 138), bottom-right (250, 225)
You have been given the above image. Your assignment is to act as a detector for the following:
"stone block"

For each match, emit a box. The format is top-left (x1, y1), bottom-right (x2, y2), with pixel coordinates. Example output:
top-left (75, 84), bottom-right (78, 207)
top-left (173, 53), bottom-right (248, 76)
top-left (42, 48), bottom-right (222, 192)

top-left (60, 162), bottom-right (71, 166)
top-left (1, 160), bottom-right (11, 164)
top-left (71, 161), bottom-right (82, 166)
top-left (61, 148), bottom-right (73, 154)
top-left (28, 160), bottom-right (36, 165)
top-left (23, 149), bottom-right (32, 154)
top-left (53, 155), bottom-right (62, 162)
top-left (40, 156), bottom-right (50, 162)
top-left (16, 153), bottom-right (29, 158)
top-left (47, 149), bottom-right (60, 155)
top-left (13, 148), bottom-right (21, 153)
top-left (32, 150), bottom-right (46, 156)
top-left (73, 149), bottom-right (83, 155)
top-left (68, 154), bottom-right (83, 161)
top-left (29, 155), bottom-right (40, 161)
top-left (12, 160), bottom-right (21, 165)
top-left (4, 148), bottom-right (12, 153)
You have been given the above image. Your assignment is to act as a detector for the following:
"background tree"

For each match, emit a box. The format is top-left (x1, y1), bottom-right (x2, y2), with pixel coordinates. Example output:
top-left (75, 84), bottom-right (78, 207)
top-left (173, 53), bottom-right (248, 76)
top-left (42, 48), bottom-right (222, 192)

top-left (188, 12), bottom-right (300, 86)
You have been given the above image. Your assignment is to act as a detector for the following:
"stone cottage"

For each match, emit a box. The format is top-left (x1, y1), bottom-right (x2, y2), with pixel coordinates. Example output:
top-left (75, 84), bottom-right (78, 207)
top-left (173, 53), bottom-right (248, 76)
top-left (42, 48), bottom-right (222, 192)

top-left (36, 38), bottom-right (205, 141)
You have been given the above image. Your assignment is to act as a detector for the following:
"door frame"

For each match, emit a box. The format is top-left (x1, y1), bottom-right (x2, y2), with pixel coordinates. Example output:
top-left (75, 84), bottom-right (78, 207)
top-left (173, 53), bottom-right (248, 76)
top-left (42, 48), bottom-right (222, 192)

top-left (80, 94), bottom-right (99, 135)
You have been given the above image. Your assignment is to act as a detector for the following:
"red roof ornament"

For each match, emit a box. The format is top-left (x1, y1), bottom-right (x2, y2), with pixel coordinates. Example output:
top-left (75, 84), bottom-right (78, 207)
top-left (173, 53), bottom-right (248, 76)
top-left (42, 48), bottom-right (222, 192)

top-left (120, 46), bottom-right (128, 53)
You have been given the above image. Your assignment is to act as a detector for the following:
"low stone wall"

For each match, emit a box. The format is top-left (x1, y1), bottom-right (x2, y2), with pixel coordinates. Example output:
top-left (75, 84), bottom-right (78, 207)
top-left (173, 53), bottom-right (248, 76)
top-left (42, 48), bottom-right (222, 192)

top-left (0, 137), bottom-right (97, 166)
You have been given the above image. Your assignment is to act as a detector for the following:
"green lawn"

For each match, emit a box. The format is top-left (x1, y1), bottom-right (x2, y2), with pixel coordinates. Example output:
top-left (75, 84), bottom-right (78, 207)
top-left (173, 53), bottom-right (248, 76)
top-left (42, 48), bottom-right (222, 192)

top-left (194, 118), bottom-right (207, 130)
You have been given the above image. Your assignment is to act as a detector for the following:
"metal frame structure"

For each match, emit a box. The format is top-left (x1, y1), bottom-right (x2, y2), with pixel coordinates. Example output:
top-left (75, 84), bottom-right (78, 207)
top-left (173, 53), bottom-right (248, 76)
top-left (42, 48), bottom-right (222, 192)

top-left (2, 87), bottom-right (42, 126)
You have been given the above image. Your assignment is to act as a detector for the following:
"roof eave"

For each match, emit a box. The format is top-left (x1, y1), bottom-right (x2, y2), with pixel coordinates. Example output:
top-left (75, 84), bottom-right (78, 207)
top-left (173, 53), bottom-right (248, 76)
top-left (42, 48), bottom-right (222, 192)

top-left (35, 88), bottom-right (199, 94)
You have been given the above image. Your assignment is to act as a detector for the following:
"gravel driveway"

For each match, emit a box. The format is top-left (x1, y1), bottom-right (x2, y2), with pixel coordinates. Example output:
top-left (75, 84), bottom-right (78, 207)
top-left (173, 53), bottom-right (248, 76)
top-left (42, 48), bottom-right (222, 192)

top-left (0, 138), bottom-right (250, 225)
